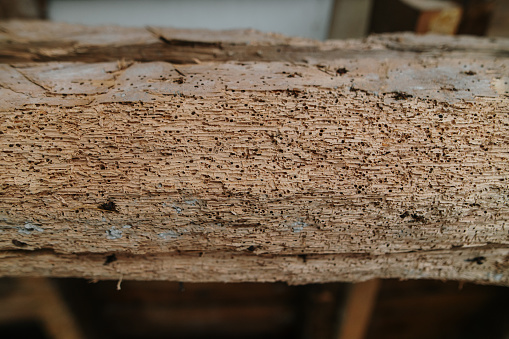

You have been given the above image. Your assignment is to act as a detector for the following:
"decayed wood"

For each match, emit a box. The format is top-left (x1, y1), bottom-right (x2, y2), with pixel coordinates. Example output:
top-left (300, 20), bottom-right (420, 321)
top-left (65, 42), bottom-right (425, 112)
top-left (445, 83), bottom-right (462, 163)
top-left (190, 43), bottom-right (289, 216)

top-left (0, 21), bottom-right (508, 285)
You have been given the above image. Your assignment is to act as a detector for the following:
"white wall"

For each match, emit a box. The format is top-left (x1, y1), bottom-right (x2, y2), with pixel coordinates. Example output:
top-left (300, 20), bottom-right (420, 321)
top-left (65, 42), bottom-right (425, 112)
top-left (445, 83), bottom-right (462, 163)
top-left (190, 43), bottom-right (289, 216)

top-left (48, 0), bottom-right (334, 40)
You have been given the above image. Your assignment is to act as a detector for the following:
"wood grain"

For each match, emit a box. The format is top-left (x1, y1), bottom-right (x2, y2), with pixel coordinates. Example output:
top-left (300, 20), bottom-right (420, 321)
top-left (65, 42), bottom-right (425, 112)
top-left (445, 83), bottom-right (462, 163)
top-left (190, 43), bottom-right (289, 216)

top-left (0, 21), bottom-right (508, 285)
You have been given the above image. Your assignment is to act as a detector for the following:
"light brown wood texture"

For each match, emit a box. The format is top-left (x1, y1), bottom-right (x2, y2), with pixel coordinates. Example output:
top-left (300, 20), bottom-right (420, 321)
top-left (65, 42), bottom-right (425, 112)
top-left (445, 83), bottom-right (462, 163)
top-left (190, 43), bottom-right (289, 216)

top-left (0, 21), bottom-right (508, 285)
top-left (337, 280), bottom-right (380, 339)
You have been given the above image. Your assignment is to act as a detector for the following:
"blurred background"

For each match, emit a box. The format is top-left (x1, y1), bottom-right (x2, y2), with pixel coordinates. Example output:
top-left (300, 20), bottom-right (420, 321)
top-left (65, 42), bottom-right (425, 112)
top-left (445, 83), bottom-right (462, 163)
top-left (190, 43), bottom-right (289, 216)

top-left (1, 1), bottom-right (509, 338)
top-left (0, 0), bottom-right (508, 39)
top-left (0, 278), bottom-right (508, 339)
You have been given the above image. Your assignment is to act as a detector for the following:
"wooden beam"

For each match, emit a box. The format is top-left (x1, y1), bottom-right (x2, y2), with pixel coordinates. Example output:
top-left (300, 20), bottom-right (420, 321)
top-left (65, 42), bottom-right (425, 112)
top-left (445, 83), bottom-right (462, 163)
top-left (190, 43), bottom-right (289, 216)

top-left (487, 0), bottom-right (509, 37)
top-left (409, 0), bottom-right (463, 35)
top-left (370, 0), bottom-right (462, 35)
top-left (0, 0), bottom-right (46, 19)
top-left (336, 280), bottom-right (380, 339)
top-left (328, 0), bottom-right (373, 39)
top-left (0, 21), bottom-right (508, 285)
top-left (298, 284), bottom-right (346, 339)
top-left (0, 278), bottom-right (84, 339)
top-left (456, 0), bottom-right (495, 36)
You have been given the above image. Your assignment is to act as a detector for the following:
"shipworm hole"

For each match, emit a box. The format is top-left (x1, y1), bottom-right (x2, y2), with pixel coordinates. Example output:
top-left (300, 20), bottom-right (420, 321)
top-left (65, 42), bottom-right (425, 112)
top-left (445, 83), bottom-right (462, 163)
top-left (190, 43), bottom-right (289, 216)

top-left (336, 67), bottom-right (348, 75)
top-left (12, 239), bottom-right (28, 247)
top-left (465, 256), bottom-right (486, 265)
top-left (391, 91), bottom-right (413, 100)
top-left (98, 201), bottom-right (118, 212)
top-left (104, 254), bottom-right (117, 265)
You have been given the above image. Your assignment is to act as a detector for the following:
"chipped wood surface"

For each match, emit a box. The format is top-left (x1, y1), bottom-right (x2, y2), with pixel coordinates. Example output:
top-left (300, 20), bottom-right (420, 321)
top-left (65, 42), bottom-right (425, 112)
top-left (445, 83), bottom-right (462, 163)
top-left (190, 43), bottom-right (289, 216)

top-left (0, 21), bottom-right (508, 285)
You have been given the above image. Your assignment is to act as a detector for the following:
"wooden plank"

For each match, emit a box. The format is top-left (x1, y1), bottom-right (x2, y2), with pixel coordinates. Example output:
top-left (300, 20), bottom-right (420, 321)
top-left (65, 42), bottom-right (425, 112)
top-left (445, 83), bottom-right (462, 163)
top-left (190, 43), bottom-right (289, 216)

top-left (0, 21), bottom-right (508, 285)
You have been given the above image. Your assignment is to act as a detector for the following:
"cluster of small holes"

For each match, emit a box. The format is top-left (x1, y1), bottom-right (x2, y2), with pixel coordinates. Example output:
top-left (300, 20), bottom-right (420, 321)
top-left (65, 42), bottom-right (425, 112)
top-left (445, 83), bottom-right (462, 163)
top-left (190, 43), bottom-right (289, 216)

top-left (0, 62), bottom-right (508, 256)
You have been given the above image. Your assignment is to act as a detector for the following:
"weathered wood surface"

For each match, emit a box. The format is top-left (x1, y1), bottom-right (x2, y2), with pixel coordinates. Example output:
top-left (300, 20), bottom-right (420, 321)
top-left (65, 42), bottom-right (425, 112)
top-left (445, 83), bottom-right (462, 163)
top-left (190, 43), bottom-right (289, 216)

top-left (0, 20), bottom-right (508, 285)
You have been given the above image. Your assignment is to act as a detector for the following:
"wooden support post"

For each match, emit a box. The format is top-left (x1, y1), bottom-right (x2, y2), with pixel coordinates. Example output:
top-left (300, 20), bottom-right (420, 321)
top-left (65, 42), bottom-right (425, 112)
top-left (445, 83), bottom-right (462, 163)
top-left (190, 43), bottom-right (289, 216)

top-left (0, 278), bottom-right (84, 339)
top-left (0, 0), bottom-right (46, 19)
top-left (328, 0), bottom-right (373, 39)
top-left (0, 21), bottom-right (508, 285)
top-left (487, 0), bottom-right (509, 37)
top-left (336, 280), bottom-right (380, 339)
top-left (370, 0), bottom-right (462, 35)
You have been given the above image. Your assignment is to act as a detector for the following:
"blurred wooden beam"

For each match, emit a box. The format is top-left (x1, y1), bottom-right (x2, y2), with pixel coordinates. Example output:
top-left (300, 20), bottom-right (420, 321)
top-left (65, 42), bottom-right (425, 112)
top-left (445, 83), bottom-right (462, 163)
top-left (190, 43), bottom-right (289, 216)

top-left (487, 0), bottom-right (509, 37)
top-left (0, 278), bottom-right (84, 339)
top-left (328, 0), bottom-right (373, 39)
top-left (0, 0), bottom-right (46, 19)
top-left (298, 284), bottom-right (346, 339)
top-left (411, 0), bottom-right (462, 34)
top-left (370, 0), bottom-right (462, 35)
top-left (336, 280), bottom-right (380, 339)
top-left (456, 0), bottom-right (495, 36)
